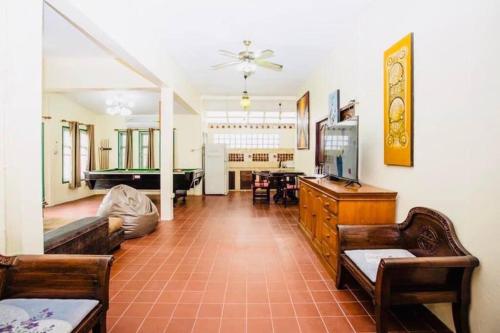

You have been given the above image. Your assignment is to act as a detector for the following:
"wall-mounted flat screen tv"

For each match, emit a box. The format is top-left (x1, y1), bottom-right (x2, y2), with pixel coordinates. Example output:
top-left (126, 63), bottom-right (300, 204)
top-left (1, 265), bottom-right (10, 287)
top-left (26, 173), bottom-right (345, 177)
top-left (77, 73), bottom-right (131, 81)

top-left (323, 117), bottom-right (359, 183)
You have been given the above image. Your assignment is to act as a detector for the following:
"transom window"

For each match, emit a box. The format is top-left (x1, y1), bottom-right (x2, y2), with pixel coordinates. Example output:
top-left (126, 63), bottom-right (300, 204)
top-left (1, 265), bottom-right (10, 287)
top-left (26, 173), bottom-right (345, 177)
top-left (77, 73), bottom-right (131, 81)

top-left (213, 133), bottom-right (279, 148)
top-left (206, 111), bottom-right (296, 125)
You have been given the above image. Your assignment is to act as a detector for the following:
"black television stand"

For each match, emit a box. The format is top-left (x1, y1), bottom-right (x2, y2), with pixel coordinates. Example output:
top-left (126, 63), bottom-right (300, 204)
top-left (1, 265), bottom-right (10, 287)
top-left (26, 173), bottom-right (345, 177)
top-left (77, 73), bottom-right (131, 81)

top-left (344, 180), bottom-right (362, 188)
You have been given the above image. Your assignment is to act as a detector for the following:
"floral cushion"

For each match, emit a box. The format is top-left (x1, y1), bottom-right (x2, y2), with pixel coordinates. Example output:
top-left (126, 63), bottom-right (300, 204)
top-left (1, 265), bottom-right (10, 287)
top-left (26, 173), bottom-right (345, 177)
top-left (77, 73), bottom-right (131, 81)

top-left (0, 298), bottom-right (98, 333)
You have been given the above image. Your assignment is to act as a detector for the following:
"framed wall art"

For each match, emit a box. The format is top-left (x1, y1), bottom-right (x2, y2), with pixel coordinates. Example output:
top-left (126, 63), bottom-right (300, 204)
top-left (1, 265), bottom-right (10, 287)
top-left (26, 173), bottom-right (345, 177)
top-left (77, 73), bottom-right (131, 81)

top-left (297, 91), bottom-right (310, 150)
top-left (384, 33), bottom-right (413, 166)
top-left (328, 90), bottom-right (340, 126)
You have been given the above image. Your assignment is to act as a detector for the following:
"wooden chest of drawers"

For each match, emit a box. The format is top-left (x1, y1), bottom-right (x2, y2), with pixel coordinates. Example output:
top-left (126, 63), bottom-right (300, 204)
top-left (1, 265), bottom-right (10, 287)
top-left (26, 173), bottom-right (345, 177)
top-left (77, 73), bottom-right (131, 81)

top-left (298, 177), bottom-right (397, 280)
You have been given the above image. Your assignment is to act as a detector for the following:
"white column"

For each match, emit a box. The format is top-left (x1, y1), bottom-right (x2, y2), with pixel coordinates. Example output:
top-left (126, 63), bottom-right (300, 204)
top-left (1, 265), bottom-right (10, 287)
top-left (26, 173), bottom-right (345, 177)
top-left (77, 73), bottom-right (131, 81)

top-left (160, 87), bottom-right (174, 220)
top-left (0, 0), bottom-right (44, 254)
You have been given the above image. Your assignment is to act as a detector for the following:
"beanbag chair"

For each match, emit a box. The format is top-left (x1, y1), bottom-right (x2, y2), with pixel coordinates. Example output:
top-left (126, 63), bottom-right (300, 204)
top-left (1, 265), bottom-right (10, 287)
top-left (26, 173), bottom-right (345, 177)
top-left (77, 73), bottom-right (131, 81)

top-left (97, 184), bottom-right (159, 239)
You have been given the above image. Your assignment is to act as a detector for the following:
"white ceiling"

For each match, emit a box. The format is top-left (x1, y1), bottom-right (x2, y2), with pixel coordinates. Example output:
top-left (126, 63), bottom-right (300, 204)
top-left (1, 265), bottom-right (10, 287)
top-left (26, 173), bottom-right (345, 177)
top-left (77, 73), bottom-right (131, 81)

top-left (43, 4), bottom-right (109, 58)
top-left (155, 0), bottom-right (372, 95)
top-left (63, 90), bottom-right (160, 115)
top-left (47, 0), bottom-right (372, 96)
top-left (62, 90), bottom-right (194, 115)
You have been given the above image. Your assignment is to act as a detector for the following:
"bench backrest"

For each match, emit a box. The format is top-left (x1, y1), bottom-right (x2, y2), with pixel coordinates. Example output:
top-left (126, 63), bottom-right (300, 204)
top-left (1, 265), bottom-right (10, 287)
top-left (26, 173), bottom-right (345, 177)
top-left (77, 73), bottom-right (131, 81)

top-left (398, 207), bottom-right (470, 257)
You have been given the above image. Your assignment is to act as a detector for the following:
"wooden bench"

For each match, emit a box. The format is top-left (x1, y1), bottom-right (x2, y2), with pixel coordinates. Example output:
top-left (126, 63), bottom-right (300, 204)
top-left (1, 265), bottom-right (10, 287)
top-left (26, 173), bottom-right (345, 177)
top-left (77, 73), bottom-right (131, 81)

top-left (337, 207), bottom-right (479, 333)
top-left (0, 254), bottom-right (113, 332)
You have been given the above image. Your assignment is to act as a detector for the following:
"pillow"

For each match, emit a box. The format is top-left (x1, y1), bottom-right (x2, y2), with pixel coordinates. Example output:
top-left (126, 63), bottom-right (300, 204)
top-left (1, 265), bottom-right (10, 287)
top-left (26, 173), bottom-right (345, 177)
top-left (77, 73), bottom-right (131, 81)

top-left (108, 216), bottom-right (123, 235)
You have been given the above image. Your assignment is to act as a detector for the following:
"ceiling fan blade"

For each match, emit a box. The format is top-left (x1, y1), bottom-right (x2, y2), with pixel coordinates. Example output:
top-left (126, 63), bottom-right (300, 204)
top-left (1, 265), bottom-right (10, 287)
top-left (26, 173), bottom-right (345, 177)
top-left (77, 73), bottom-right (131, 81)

top-left (255, 49), bottom-right (274, 59)
top-left (255, 59), bottom-right (283, 71)
top-left (218, 49), bottom-right (240, 59)
top-left (211, 61), bottom-right (241, 70)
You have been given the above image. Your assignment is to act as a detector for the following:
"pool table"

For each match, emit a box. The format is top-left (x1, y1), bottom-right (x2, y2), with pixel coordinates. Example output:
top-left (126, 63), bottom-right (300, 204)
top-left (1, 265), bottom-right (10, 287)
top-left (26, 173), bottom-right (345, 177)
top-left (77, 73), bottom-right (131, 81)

top-left (84, 168), bottom-right (204, 191)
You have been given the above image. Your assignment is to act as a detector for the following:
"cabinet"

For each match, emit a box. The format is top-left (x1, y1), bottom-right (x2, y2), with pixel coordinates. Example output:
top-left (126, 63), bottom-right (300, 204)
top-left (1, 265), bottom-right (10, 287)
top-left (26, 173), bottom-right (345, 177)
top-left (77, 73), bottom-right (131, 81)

top-left (298, 177), bottom-right (397, 280)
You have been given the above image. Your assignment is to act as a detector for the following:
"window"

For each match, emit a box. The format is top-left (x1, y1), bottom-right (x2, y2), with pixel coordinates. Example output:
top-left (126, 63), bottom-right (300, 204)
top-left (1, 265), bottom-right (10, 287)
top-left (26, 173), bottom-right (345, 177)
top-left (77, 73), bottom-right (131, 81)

top-left (118, 131), bottom-right (127, 169)
top-left (139, 131), bottom-right (149, 169)
top-left (62, 126), bottom-right (89, 183)
top-left (205, 111), bottom-right (296, 125)
top-left (79, 129), bottom-right (88, 178)
top-left (62, 127), bottom-right (71, 183)
top-left (213, 133), bottom-right (280, 148)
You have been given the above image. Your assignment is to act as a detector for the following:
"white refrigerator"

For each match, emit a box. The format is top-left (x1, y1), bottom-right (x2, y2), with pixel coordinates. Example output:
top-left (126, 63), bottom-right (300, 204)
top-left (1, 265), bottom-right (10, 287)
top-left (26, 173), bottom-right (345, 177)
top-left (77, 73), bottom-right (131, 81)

top-left (204, 143), bottom-right (228, 195)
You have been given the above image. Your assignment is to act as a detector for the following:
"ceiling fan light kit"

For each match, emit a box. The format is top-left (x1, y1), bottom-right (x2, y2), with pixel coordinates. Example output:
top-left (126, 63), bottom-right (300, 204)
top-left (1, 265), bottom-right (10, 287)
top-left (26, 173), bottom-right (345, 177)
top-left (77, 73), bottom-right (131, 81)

top-left (212, 40), bottom-right (284, 74)
top-left (105, 96), bottom-right (134, 116)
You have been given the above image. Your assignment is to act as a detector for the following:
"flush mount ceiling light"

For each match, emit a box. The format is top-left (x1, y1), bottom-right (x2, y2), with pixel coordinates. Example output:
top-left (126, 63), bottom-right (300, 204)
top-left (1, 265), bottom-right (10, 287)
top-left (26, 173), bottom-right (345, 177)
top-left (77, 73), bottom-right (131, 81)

top-left (240, 74), bottom-right (251, 110)
top-left (105, 96), bottom-right (134, 116)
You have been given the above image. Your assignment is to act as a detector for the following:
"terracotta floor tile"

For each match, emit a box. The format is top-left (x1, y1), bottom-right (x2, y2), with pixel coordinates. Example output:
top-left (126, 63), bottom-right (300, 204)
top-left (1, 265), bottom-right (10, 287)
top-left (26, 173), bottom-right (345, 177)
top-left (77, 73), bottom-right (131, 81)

top-left (273, 318), bottom-right (301, 333)
top-left (137, 317), bottom-right (170, 333)
top-left (347, 315), bottom-right (376, 333)
top-left (222, 303), bottom-right (246, 318)
top-left (192, 318), bottom-right (220, 333)
top-left (247, 318), bottom-right (273, 333)
top-left (110, 317), bottom-right (144, 333)
top-left (123, 302), bottom-right (153, 317)
top-left (149, 303), bottom-right (176, 318)
top-left (294, 303), bottom-right (320, 317)
top-left (323, 316), bottom-right (355, 333)
top-left (198, 303), bottom-right (223, 318)
top-left (165, 318), bottom-right (195, 333)
top-left (220, 318), bottom-right (245, 333)
top-left (247, 303), bottom-right (271, 318)
top-left (172, 303), bottom-right (200, 318)
top-left (340, 302), bottom-right (369, 316)
top-left (317, 302), bottom-right (344, 316)
top-left (270, 303), bottom-right (295, 317)
top-left (297, 317), bottom-right (328, 333)
top-left (52, 193), bottom-right (449, 333)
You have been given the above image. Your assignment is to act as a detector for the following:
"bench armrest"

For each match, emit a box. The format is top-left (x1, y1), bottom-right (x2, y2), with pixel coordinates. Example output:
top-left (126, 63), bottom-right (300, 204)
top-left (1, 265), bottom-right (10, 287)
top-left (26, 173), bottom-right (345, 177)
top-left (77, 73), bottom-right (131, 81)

top-left (5, 255), bottom-right (113, 308)
top-left (380, 255), bottom-right (479, 269)
top-left (338, 224), bottom-right (402, 251)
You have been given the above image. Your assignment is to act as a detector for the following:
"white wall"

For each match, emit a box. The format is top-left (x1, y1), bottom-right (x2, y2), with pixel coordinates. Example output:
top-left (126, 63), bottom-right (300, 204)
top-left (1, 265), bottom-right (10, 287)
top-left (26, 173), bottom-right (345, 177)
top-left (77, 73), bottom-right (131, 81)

top-left (296, 1), bottom-right (500, 331)
top-left (0, 0), bottom-right (44, 254)
top-left (43, 93), bottom-right (95, 205)
top-left (174, 113), bottom-right (203, 195)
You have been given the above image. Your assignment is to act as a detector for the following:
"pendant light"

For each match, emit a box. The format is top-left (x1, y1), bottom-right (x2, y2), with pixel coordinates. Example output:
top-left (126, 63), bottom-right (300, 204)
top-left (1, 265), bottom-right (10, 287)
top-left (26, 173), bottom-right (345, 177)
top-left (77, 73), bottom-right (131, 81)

top-left (240, 74), bottom-right (251, 110)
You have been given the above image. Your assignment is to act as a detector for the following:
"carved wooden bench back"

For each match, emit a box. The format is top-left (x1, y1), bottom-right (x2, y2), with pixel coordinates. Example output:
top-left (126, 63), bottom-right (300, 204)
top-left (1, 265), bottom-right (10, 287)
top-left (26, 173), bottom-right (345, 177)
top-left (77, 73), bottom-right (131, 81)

top-left (398, 207), bottom-right (469, 257)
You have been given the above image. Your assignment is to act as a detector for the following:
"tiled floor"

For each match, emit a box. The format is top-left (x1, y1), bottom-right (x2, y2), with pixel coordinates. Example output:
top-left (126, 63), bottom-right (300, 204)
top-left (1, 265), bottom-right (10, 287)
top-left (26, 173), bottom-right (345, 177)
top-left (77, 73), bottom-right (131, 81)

top-left (100, 192), bottom-right (451, 333)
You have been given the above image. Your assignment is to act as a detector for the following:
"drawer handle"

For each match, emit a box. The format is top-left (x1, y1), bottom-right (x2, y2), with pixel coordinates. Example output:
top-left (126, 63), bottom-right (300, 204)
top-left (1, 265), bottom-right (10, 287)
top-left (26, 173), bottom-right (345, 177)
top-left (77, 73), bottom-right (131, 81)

top-left (324, 203), bottom-right (330, 207)
top-left (325, 216), bottom-right (331, 220)
top-left (324, 253), bottom-right (330, 258)
top-left (325, 234), bottom-right (330, 239)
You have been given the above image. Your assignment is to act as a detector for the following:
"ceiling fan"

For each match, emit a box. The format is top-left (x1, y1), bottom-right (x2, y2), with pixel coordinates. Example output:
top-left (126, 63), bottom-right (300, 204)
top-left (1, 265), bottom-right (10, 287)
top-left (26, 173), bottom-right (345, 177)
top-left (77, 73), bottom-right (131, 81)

top-left (211, 40), bottom-right (283, 75)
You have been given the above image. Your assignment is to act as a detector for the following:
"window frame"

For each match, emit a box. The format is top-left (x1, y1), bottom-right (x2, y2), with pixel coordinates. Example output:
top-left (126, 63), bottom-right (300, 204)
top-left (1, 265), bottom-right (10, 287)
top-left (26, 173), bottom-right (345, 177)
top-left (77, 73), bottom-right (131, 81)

top-left (138, 130), bottom-right (149, 169)
top-left (79, 128), bottom-right (89, 179)
top-left (117, 130), bottom-right (127, 169)
top-left (62, 126), bottom-right (70, 183)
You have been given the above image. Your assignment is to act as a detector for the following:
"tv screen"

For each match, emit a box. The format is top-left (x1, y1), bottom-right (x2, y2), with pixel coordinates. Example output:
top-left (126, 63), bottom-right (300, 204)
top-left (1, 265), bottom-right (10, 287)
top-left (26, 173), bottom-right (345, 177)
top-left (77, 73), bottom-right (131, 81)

top-left (323, 117), bottom-right (359, 182)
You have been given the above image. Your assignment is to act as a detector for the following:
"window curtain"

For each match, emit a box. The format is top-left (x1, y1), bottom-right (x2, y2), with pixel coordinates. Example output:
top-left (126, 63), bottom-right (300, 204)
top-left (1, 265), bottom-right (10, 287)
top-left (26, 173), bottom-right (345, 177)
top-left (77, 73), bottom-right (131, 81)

top-left (148, 128), bottom-right (155, 168)
top-left (87, 124), bottom-right (96, 171)
top-left (68, 121), bottom-right (81, 189)
top-left (125, 128), bottom-right (133, 169)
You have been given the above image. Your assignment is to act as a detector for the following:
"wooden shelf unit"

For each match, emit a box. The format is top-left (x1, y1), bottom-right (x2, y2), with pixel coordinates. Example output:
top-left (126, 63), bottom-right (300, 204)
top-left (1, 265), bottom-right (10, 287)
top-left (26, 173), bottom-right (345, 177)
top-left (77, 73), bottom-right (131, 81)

top-left (298, 177), bottom-right (397, 280)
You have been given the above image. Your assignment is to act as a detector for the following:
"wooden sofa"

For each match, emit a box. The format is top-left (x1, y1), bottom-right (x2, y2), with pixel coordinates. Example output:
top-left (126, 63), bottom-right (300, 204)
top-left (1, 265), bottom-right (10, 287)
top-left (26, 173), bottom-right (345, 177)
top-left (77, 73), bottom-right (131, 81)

top-left (0, 254), bottom-right (113, 333)
top-left (337, 207), bottom-right (479, 333)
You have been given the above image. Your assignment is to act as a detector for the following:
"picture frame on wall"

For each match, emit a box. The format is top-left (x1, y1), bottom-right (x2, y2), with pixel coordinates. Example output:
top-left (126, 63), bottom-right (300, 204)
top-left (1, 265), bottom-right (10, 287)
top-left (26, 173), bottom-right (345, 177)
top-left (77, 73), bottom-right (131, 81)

top-left (339, 102), bottom-right (356, 121)
top-left (328, 90), bottom-right (340, 126)
top-left (296, 91), bottom-right (310, 150)
top-left (315, 117), bottom-right (328, 167)
top-left (384, 33), bottom-right (414, 166)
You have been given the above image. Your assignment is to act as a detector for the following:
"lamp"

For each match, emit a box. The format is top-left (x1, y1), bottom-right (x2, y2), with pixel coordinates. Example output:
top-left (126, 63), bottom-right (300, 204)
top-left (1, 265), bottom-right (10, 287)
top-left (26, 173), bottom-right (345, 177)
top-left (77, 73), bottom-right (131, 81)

top-left (105, 96), bottom-right (134, 116)
top-left (240, 74), bottom-right (251, 110)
